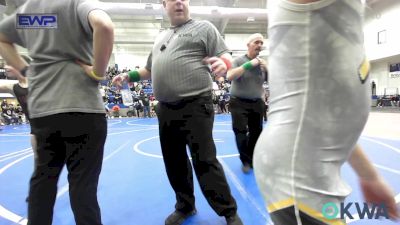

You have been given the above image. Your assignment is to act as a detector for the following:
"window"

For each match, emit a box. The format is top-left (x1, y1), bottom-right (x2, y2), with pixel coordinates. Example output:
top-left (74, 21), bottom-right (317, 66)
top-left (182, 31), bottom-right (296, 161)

top-left (378, 30), bottom-right (386, 44)
top-left (389, 63), bottom-right (400, 72)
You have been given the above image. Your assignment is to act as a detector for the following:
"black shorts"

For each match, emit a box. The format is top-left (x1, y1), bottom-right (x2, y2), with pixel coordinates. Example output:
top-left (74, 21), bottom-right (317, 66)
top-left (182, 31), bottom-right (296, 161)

top-left (270, 206), bottom-right (342, 225)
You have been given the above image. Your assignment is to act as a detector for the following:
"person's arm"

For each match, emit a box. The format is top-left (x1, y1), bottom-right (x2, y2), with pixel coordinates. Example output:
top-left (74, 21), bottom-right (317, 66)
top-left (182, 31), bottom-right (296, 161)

top-left (348, 145), bottom-right (399, 220)
top-left (201, 21), bottom-right (234, 77)
top-left (204, 53), bottom-right (233, 77)
top-left (90, 10), bottom-right (114, 77)
top-left (0, 34), bottom-right (29, 73)
top-left (226, 57), bottom-right (262, 81)
top-left (112, 68), bottom-right (151, 89)
top-left (4, 65), bottom-right (27, 87)
top-left (112, 52), bottom-right (152, 89)
top-left (259, 58), bottom-right (268, 72)
top-left (77, 9), bottom-right (114, 80)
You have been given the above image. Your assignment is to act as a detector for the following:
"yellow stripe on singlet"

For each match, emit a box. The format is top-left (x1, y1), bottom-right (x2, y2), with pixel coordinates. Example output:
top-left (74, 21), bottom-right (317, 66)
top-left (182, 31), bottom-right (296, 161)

top-left (358, 58), bottom-right (370, 83)
top-left (267, 198), bottom-right (295, 212)
top-left (267, 198), bottom-right (346, 225)
top-left (297, 201), bottom-right (346, 225)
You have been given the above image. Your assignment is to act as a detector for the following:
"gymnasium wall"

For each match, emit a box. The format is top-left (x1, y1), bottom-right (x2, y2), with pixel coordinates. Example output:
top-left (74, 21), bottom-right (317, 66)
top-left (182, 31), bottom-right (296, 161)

top-left (364, 0), bottom-right (400, 94)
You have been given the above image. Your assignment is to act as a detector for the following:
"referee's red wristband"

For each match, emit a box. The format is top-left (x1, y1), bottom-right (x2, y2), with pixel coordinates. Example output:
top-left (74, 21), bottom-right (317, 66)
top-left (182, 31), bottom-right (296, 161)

top-left (220, 57), bottom-right (232, 70)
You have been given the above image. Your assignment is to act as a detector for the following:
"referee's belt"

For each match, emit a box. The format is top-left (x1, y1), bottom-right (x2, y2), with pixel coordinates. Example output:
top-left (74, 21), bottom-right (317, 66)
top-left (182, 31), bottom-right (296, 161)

top-left (231, 96), bottom-right (262, 103)
top-left (160, 94), bottom-right (211, 107)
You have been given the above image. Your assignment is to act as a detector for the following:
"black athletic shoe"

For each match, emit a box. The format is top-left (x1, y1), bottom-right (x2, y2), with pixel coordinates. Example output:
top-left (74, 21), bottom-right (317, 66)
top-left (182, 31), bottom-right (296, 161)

top-left (242, 163), bottom-right (252, 174)
top-left (226, 214), bottom-right (244, 225)
top-left (165, 209), bottom-right (197, 225)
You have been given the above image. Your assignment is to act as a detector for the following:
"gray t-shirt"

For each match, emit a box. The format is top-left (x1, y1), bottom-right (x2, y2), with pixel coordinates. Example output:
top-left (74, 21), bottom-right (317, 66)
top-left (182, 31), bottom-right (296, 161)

top-left (146, 20), bottom-right (229, 102)
top-left (230, 55), bottom-right (266, 100)
top-left (0, 0), bottom-right (105, 118)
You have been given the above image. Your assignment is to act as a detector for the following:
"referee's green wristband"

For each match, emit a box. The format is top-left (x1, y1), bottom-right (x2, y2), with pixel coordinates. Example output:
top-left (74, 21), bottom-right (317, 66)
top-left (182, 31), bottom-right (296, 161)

top-left (128, 70), bottom-right (140, 82)
top-left (242, 61), bottom-right (253, 70)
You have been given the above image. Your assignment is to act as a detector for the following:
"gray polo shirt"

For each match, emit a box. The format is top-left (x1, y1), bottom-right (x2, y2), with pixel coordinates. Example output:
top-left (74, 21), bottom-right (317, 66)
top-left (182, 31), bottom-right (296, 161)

top-left (230, 55), bottom-right (266, 100)
top-left (0, 0), bottom-right (105, 118)
top-left (146, 20), bottom-right (229, 102)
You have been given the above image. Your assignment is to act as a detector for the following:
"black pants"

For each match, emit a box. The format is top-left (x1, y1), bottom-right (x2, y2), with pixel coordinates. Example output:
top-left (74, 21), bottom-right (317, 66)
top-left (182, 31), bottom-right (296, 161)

top-left (29, 113), bottom-right (107, 225)
top-left (229, 97), bottom-right (264, 166)
top-left (219, 101), bottom-right (227, 113)
top-left (157, 95), bottom-right (237, 217)
top-left (263, 103), bottom-right (268, 121)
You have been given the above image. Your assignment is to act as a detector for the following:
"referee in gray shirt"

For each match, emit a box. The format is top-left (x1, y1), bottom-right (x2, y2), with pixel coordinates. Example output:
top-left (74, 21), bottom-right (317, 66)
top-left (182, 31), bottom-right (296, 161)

top-left (227, 33), bottom-right (267, 174)
top-left (113, 1), bottom-right (242, 225)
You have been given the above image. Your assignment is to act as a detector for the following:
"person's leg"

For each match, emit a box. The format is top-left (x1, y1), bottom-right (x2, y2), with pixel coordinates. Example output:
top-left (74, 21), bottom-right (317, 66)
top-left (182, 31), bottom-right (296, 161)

top-left (63, 113), bottom-right (106, 225)
top-left (25, 134), bottom-right (37, 203)
top-left (30, 134), bottom-right (37, 158)
top-left (143, 106), bottom-right (147, 117)
top-left (28, 115), bottom-right (66, 225)
top-left (157, 104), bottom-right (196, 213)
top-left (3, 114), bottom-right (11, 125)
top-left (246, 100), bottom-right (264, 167)
top-left (229, 98), bottom-right (250, 166)
top-left (185, 98), bottom-right (237, 218)
top-left (263, 102), bottom-right (268, 121)
top-left (219, 102), bottom-right (224, 113)
top-left (146, 106), bottom-right (151, 117)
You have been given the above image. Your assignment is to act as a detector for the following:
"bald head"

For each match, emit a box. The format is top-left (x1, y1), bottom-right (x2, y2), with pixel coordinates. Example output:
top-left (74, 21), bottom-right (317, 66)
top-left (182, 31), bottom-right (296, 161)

top-left (247, 33), bottom-right (264, 45)
top-left (247, 33), bottom-right (264, 58)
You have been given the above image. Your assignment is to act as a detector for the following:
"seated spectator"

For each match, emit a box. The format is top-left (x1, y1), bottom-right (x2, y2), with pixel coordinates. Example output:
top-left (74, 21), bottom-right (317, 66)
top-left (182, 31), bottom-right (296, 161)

top-left (2, 104), bottom-right (18, 125)
top-left (391, 95), bottom-right (399, 107)
top-left (127, 105), bottom-right (136, 117)
top-left (376, 97), bottom-right (384, 107)
top-left (114, 91), bottom-right (122, 104)
top-left (112, 105), bottom-right (121, 118)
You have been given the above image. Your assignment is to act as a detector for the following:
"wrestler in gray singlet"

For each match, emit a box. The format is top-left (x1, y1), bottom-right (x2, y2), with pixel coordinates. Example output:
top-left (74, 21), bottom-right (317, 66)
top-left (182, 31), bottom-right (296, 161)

top-left (253, 0), bottom-right (370, 224)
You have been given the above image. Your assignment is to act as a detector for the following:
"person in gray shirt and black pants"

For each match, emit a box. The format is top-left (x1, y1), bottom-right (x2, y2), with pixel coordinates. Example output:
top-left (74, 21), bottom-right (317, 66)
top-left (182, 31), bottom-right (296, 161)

top-left (113, 1), bottom-right (242, 224)
top-left (0, 0), bottom-right (114, 224)
top-left (227, 33), bottom-right (267, 173)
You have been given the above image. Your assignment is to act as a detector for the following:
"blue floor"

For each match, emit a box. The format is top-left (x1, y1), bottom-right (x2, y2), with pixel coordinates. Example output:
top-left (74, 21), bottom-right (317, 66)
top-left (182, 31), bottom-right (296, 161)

top-left (0, 115), bottom-right (399, 225)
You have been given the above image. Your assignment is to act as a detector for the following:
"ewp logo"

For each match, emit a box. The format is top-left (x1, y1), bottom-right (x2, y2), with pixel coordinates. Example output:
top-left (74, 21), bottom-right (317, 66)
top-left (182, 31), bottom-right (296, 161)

top-left (16, 14), bottom-right (58, 29)
top-left (322, 202), bottom-right (389, 220)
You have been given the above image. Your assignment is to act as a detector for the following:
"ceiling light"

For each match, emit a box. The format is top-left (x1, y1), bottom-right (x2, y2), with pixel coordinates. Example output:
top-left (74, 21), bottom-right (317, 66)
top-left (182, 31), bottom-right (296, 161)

top-left (144, 3), bottom-right (153, 10)
top-left (247, 17), bottom-right (255, 22)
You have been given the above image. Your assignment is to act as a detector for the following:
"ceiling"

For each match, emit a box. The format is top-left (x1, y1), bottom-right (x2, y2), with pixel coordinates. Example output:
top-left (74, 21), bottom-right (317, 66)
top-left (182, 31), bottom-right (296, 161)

top-left (100, 0), bottom-right (268, 54)
top-left (99, 0), bottom-right (382, 55)
top-left (0, 0), bottom-right (387, 56)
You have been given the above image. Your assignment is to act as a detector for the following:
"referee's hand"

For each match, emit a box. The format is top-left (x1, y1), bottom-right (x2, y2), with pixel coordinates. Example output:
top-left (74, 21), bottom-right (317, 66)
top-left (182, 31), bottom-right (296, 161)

top-left (4, 65), bottom-right (23, 80)
top-left (112, 73), bottom-right (128, 90)
top-left (204, 57), bottom-right (227, 77)
top-left (76, 60), bottom-right (93, 77)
